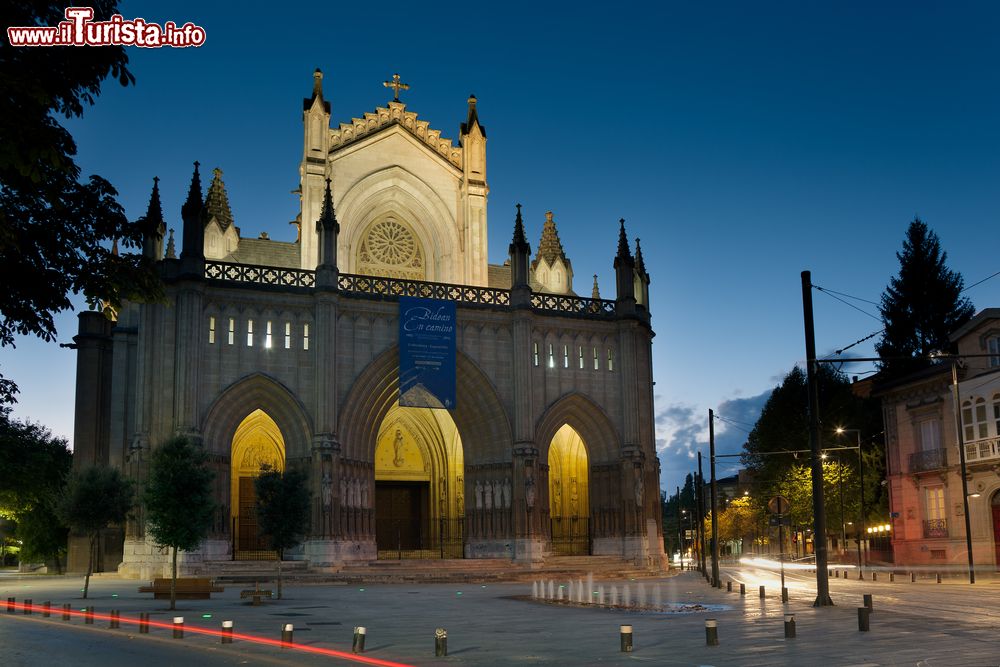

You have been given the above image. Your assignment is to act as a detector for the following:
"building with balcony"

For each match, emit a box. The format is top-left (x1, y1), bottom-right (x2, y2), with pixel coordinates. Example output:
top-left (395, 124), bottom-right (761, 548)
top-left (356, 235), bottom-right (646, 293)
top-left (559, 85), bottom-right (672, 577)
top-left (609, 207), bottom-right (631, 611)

top-left (877, 308), bottom-right (1000, 567)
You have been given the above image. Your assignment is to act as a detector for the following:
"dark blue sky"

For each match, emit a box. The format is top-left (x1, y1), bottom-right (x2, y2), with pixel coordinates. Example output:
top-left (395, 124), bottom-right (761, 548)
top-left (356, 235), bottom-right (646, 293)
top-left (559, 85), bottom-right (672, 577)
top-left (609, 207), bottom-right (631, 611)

top-left (4, 1), bottom-right (998, 493)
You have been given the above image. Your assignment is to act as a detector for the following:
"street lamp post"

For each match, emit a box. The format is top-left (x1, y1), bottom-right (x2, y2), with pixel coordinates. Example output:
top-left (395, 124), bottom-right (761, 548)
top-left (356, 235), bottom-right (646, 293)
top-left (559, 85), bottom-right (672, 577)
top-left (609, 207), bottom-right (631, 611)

top-left (951, 361), bottom-right (976, 585)
top-left (836, 428), bottom-right (865, 572)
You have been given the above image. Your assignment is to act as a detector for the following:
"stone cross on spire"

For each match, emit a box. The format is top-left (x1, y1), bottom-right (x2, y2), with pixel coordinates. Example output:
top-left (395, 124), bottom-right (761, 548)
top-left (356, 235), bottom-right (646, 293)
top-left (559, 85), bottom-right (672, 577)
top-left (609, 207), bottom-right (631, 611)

top-left (383, 73), bottom-right (410, 101)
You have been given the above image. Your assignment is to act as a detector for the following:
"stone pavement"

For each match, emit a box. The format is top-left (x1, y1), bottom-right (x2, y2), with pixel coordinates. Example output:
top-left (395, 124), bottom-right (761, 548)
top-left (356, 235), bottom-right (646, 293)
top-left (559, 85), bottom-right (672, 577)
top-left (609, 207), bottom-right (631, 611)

top-left (2, 570), bottom-right (999, 666)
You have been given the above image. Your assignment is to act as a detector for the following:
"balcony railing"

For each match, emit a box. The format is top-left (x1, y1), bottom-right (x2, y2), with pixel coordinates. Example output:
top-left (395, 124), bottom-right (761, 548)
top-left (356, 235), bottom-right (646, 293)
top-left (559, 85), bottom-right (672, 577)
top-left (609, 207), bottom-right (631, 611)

top-left (204, 262), bottom-right (622, 320)
top-left (922, 518), bottom-right (948, 538)
top-left (965, 436), bottom-right (1000, 464)
top-left (908, 448), bottom-right (948, 473)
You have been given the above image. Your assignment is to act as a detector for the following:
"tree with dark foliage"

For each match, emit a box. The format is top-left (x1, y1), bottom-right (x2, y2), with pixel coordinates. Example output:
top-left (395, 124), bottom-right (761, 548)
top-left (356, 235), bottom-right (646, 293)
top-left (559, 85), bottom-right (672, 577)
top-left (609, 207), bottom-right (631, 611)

top-left (255, 465), bottom-right (311, 600)
top-left (0, 2), bottom-right (162, 403)
top-left (875, 218), bottom-right (975, 378)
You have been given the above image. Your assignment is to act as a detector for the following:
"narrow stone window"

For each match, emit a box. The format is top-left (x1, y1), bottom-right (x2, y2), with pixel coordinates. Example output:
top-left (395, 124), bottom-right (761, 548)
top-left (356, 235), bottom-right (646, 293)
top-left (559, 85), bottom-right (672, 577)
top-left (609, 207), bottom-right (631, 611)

top-left (593, 346), bottom-right (599, 370)
top-left (547, 343), bottom-right (555, 369)
top-left (228, 318), bottom-right (235, 345)
top-left (247, 319), bottom-right (254, 347)
top-left (264, 321), bottom-right (273, 349)
top-left (208, 316), bottom-right (216, 344)
top-left (607, 348), bottom-right (614, 371)
top-left (563, 345), bottom-right (569, 368)
top-left (533, 342), bottom-right (539, 367)
top-left (303, 323), bottom-right (310, 351)
top-left (284, 322), bottom-right (291, 349)
top-left (578, 346), bottom-right (584, 369)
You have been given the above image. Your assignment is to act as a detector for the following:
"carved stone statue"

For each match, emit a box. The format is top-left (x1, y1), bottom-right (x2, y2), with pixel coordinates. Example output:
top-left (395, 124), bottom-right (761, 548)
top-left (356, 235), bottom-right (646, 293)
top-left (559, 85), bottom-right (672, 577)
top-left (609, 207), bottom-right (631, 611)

top-left (570, 478), bottom-right (579, 516)
top-left (360, 479), bottom-right (369, 509)
top-left (502, 477), bottom-right (511, 509)
top-left (524, 467), bottom-right (536, 509)
top-left (475, 480), bottom-right (483, 509)
top-left (634, 470), bottom-right (644, 508)
top-left (484, 480), bottom-right (493, 510)
top-left (393, 429), bottom-right (405, 467)
top-left (493, 479), bottom-right (503, 509)
top-left (456, 476), bottom-right (464, 514)
top-left (351, 477), bottom-right (360, 508)
top-left (340, 476), bottom-right (348, 508)
top-left (321, 472), bottom-right (333, 509)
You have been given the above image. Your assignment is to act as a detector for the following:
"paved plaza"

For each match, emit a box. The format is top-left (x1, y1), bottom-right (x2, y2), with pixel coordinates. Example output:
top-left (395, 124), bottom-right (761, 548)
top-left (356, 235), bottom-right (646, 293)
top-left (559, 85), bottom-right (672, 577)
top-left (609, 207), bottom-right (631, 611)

top-left (2, 568), bottom-right (999, 666)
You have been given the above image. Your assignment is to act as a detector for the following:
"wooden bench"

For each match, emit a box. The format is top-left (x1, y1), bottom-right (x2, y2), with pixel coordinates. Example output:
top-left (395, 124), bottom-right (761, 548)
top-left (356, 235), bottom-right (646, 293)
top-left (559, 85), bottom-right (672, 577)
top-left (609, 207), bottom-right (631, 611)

top-left (138, 578), bottom-right (224, 600)
top-left (240, 587), bottom-right (273, 606)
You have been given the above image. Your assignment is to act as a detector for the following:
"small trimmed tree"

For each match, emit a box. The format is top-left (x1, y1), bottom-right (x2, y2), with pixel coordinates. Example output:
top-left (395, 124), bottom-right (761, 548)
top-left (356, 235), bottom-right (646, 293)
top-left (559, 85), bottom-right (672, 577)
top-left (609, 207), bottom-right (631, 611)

top-left (144, 436), bottom-right (215, 610)
top-left (255, 465), bottom-right (310, 600)
top-left (57, 466), bottom-right (133, 598)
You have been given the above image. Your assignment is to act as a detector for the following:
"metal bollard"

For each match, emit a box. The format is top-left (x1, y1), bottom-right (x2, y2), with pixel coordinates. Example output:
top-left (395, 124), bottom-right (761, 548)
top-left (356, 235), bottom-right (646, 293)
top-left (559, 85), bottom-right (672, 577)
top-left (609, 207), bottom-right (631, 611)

top-left (781, 587), bottom-right (788, 603)
top-left (863, 594), bottom-right (873, 612)
top-left (784, 614), bottom-right (796, 639)
top-left (62, 603), bottom-right (71, 621)
top-left (42, 601), bottom-right (50, 618)
top-left (726, 580), bottom-right (732, 592)
top-left (858, 569), bottom-right (864, 580)
top-left (221, 620), bottom-right (233, 644)
top-left (872, 572), bottom-right (877, 581)
top-left (353, 626), bottom-right (366, 653)
top-left (857, 606), bottom-right (870, 631)
top-left (705, 619), bottom-right (719, 646)
top-left (435, 628), bottom-right (448, 657)
top-left (139, 612), bottom-right (149, 634)
top-left (936, 572), bottom-right (942, 584)
top-left (110, 610), bottom-right (120, 629)
top-left (281, 623), bottom-right (293, 648)
top-left (889, 572), bottom-right (895, 583)
top-left (85, 606), bottom-right (94, 624)
top-left (23, 599), bottom-right (32, 615)
top-left (835, 569), bottom-right (839, 578)
top-left (6, 597), bottom-right (14, 613)
top-left (759, 585), bottom-right (766, 599)
top-left (620, 625), bottom-right (633, 652)
top-left (173, 616), bottom-right (184, 639)
top-left (739, 583), bottom-right (746, 595)
top-left (910, 572), bottom-right (916, 583)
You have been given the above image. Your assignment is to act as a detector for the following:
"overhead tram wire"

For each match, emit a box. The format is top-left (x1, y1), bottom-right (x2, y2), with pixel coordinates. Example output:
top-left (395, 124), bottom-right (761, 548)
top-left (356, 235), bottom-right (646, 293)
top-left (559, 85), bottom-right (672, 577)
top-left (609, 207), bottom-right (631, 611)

top-left (961, 268), bottom-right (1000, 293)
top-left (811, 284), bottom-right (880, 307)
top-left (813, 286), bottom-right (882, 321)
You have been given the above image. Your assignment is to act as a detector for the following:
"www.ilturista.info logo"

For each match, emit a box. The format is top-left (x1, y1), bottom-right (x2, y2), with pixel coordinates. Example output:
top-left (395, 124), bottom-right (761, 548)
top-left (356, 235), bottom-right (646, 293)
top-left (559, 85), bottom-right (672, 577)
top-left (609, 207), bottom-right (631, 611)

top-left (7, 7), bottom-right (206, 48)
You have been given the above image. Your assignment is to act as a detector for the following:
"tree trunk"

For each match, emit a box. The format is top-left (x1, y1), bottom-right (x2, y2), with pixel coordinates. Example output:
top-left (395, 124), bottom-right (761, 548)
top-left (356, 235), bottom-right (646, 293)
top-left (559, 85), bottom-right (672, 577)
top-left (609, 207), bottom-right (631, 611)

top-left (277, 553), bottom-right (283, 600)
top-left (170, 546), bottom-right (177, 610)
top-left (83, 533), bottom-right (96, 599)
top-left (54, 551), bottom-right (63, 575)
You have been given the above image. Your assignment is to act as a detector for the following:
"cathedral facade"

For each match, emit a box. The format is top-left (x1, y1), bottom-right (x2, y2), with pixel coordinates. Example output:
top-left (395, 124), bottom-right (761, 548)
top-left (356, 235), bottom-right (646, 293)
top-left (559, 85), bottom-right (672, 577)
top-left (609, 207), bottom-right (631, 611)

top-left (71, 71), bottom-right (662, 577)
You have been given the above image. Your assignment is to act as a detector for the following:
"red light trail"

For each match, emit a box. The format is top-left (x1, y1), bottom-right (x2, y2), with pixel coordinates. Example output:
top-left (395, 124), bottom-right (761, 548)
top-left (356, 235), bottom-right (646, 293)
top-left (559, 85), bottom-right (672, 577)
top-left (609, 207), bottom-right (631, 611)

top-left (2, 600), bottom-right (414, 667)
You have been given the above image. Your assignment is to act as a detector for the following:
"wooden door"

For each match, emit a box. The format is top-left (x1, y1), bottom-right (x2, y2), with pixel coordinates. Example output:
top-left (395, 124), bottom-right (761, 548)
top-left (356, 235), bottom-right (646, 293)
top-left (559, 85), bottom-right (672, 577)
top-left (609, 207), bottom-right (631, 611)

top-left (992, 503), bottom-right (1000, 570)
top-left (376, 482), bottom-right (426, 550)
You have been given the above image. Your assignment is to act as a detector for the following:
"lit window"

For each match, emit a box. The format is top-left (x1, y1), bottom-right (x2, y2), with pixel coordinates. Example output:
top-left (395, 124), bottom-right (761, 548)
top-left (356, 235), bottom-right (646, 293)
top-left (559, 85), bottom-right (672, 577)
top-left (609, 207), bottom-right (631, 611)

top-left (547, 343), bottom-right (554, 369)
top-left (228, 318), bottom-right (234, 345)
top-left (303, 323), bottom-right (310, 350)
top-left (533, 342), bottom-right (539, 367)
top-left (208, 316), bottom-right (215, 344)
top-left (593, 346), bottom-right (599, 370)
top-left (265, 321), bottom-right (272, 349)
top-left (607, 348), bottom-right (614, 371)
top-left (563, 345), bottom-right (569, 368)
top-left (247, 319), bottom-right (254, 347)
top-left (925, 487), bottom-right (945, 521)
top-left (578, 346), bottom-right (584, 369)
top-left (284, 322), bottom-right (291, 349)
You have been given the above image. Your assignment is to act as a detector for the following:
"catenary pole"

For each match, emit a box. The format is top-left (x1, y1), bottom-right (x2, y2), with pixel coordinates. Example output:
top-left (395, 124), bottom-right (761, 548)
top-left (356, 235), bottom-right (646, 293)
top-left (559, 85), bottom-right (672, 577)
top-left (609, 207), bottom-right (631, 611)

top-left (709, 409), bottom-right (720, 587)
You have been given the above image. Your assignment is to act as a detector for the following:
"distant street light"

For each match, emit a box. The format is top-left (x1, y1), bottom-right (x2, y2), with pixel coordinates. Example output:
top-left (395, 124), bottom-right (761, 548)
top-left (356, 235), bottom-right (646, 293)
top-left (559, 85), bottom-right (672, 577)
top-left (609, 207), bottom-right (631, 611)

top-left (835, 427), bottom-right (865, 570)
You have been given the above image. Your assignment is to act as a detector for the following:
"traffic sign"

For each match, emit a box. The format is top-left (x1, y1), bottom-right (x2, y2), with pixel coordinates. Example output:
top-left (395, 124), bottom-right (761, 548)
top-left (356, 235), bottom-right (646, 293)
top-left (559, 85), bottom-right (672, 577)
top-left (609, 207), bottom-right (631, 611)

top-left (768, 495), bottom-right (790, 514)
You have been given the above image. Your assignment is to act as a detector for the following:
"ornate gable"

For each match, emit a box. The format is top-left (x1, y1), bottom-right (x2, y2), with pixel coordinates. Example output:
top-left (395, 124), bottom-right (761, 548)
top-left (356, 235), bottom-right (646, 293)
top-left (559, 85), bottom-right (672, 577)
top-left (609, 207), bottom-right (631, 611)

top-left (329, 101), bottom-right (463, 169)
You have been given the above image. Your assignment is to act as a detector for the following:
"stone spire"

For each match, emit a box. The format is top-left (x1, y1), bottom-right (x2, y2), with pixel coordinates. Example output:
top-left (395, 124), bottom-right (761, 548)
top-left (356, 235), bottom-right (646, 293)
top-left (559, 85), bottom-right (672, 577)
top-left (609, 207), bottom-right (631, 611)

top-left (460, 94), bottom-right (486, 137)
top-left (165, 228), bottom-right (176, 259)
top-left (591, 274), bottom-right (601, 300)
top-left (533, 211), bottom-right (568, 268)
top-left (204, 168), bottom-right (234, 231)
top-left (508, 204), bottom-right (531, 296)
top-left (180, 161), bottom-right (205, 265)
top-left (304, 68), bottom-right (330, 112)
top-left (613, 218), bottom-right (636, 311)
top-left (140, 175), bottom-right (165, 256)
top-left (634, 238), bottom-right (647, 279)
top-left (315, 177), bottom-right (340, 288)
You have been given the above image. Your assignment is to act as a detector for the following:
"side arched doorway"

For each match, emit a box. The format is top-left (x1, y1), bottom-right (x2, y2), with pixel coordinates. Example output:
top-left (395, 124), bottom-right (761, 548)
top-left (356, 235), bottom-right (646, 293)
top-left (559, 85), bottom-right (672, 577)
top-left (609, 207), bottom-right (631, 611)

top-left (230, 409), bottom-right (285, 559)
top-left (548, 424), bottom-right (590, 555)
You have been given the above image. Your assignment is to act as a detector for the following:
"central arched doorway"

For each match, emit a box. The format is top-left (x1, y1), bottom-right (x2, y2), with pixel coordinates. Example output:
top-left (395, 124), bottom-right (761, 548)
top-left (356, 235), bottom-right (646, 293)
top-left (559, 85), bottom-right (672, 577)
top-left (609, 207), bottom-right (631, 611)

top-left (548, 424), bottom-right (590, 555)
top-left (374, 402), bottom-right (464, 558)
top-left (230, 409), bottom-right (285, 559)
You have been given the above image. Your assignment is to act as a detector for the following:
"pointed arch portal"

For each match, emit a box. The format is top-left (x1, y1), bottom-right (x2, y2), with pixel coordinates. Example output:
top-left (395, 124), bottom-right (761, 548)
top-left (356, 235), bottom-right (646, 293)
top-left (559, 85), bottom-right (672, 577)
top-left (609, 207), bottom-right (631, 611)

top-left (230, 409), bottom-right (285, 559)
top-left (548, 424), bottom-right (590, 555)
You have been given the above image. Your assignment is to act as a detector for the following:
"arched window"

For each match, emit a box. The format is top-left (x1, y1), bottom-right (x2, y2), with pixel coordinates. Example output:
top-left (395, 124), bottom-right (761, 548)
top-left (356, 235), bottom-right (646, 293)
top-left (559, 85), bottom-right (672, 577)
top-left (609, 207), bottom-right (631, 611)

top-left (993, 393), bottom-right (1000, 437)
top-left (357, 216), bottom-right (425, 280)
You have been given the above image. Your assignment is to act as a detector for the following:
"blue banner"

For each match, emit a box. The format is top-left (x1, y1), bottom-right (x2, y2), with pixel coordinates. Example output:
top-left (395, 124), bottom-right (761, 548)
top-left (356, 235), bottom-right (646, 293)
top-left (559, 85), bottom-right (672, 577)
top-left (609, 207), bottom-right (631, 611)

top-left (398, 296), bottom-right (456, 409)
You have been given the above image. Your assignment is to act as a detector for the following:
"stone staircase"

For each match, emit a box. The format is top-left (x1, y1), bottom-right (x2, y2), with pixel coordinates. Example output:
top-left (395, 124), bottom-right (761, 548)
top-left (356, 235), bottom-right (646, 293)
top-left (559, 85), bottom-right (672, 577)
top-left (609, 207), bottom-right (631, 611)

top-left (194, 555), bottom-right (664, 584)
